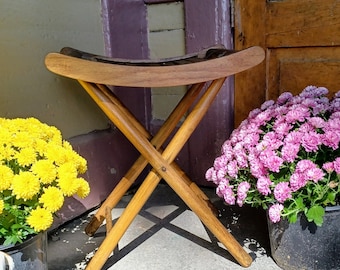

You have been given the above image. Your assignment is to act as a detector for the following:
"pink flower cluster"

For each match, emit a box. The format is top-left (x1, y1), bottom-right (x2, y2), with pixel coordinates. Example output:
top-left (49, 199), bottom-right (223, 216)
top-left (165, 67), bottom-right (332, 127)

top-left (206, 86), bottom-right (340, 223)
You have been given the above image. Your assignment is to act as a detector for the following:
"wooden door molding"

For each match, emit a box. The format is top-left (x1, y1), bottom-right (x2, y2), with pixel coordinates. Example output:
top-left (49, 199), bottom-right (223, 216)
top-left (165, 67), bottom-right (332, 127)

top-left (234, 0), bottom-right (266, 126)
top-left (235, 0), bottom-right (340, 127)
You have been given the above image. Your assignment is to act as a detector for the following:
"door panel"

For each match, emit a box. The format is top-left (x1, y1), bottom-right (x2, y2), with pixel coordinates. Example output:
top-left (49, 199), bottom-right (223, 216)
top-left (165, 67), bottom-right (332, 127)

top-left (235, 0), bottom-right (340, 126)
top-left (266, 1), bottom-right (340, 47)
top-left (267, 47), bottom-right (340, 100)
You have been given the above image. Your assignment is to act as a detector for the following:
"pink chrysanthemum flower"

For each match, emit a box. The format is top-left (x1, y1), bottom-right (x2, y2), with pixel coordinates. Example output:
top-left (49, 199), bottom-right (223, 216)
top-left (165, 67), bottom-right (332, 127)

top-left (277, 92), bottom-right (293, 105)
top-left (250, 158), bottom-right (267, 179)
top-left (213, 155), bottom-right (228, 171)
top-left (306, 167), bottom-right (325, 183)
top-left (273, 121), bottom-right (291, 138)
top-left (301, 131), bottom-right (321, 152)
top-left (268, 204), bottom-right (284, 223)
top-left (216, 179), bottom-right (235, 205)
top-left (333, 157), bottom-right (340, 174)
top-left (285, 105), bottom-right (310, 123)
top-left (295, 159), bottom-right (316, 173)
top-left (237, 182), bottom-right (251, 207)
top-left (281, 143), bottom-right (300, 163)
top-left (227, 160), bottom-right (239, 178)
top-left (256, 176), bottom-right (272, 196)
top-left (322, 130), bottom-right (340, 150)
top-left (308, 117), bottom-right (326, 128)
top-left (259, 149), bottom-right (283, 172)
top-left (205, 167), bottom-right (217, 184)
top-left (322, 162), bottom-right (334, 173)
top-left (284, 131), bottom-right (303, 144)
top-left (289, 172), bottom-right (307, 192)
top-left (221, 141), bottom-right (233, 159)
top-left (274, 182), bottom-right (292, 203)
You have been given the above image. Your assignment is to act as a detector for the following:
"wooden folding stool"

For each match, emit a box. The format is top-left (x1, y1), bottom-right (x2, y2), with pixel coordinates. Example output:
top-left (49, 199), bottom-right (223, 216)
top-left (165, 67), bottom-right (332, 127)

top-left (45, 45), bottom-right (264, 269)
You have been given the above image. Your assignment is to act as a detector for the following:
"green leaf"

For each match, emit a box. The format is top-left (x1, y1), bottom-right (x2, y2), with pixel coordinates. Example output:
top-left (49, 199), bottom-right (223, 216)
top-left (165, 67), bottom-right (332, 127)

top-left (3, 235), bottom-right (21, 246)
top-left (295, 197), bottom-right (305, 209)
top-left (326, 192), bottom-right (336, 204)
top-left (11, 223), bottom-right (23, 230)
top-left (306, 206), bottom-right (325, 227)
top-left (288, 212), bottom-right (298, 223)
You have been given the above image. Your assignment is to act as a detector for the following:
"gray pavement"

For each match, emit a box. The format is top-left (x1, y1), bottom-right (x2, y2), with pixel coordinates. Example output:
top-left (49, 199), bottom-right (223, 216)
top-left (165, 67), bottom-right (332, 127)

top-left (47, 183), bottom-right (281, 270)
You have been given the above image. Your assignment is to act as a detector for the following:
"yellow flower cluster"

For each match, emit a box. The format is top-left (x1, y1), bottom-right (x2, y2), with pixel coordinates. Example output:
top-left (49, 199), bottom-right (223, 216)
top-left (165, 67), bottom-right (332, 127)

top-left (0, 118), bottom-right (90, 240)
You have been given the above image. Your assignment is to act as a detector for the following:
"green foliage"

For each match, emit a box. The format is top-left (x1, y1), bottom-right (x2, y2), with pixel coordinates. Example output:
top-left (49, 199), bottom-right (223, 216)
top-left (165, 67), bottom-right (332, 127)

top-left (0, 196), bottom-right (37, 245)
top-left (306, 206), bottom-right (325, 227)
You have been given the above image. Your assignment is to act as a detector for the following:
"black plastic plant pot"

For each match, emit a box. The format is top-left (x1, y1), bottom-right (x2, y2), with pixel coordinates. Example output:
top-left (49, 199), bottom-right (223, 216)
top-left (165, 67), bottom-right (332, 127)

top-left (0, 232), bottom-right (48, 270)
top-left (267, 206), bottom-right (340, 270)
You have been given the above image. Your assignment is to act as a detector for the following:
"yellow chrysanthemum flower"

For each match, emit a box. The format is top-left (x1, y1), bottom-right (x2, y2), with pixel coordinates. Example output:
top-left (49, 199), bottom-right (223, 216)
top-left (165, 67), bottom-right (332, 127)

top-left (0, 165), bottom-right (14, 191)
top-left (57, 176), bottom-right (79, 196)
top-left (0, 199), bottom-right (4, 214)
top-left (63, 149), bottom-right (88, 174)
top-left (58, 162), bottom-right (77, 179)
top-left (26, 207), bottom-right (53, 232)
top-left (15, 147), bottom-right (37, 167)
top-left (34, 139), bottom-right (48, 158)
top-left (62, 140), bottom-right (72, 151)
top-left (45, 145), bottom-right (68, 166)
top-left (0, 129), bottom-right (12, 147)
top-left (31, 160), bottom-right (57, 185)
top-left (11, 131), bottom-right (34, 149)
top-left (77, 158), bottom-right (87, 174)
top-left (71, 153), bottom-right (87, 174)
top-left (39, 187), bottom-right (64, 213)
top-left (76, 178), bottom-right (90, 199)
top-left (12, 171), bottom-right (40, 200)
top-left (0, 145), bottom-right (16, 161)
top-left (46, 126), bottom-right (62, 145)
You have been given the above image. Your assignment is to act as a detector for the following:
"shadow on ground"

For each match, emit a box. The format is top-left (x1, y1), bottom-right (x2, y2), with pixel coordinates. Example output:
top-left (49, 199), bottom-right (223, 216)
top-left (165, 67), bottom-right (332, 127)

top-left (47, 183), bottom-right (273, 270)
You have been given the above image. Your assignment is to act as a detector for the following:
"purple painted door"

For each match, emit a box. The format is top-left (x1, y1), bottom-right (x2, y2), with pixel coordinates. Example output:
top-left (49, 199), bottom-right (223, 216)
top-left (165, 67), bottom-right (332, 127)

top-left (185, 1), bottom-right (234, 186)
top-left (101, 0), bottom-right (234, 186)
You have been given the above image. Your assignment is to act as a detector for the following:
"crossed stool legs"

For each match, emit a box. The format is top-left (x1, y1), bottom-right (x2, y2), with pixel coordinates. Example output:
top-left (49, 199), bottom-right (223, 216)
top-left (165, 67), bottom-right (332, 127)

top-left (79, 79), bottom-right (252, 269)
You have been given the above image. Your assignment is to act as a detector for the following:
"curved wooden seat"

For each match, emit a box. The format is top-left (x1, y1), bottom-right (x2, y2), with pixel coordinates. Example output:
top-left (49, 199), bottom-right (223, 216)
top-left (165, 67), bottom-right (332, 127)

top-left (45, 45), bottom-right (264, 87)
top-left (45, 45), bottom-right (265, 270)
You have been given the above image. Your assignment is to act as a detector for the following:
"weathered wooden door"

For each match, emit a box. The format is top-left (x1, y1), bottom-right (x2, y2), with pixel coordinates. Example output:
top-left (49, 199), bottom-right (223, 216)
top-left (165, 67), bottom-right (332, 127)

top-left (234, 0), bottom-right (340, 126)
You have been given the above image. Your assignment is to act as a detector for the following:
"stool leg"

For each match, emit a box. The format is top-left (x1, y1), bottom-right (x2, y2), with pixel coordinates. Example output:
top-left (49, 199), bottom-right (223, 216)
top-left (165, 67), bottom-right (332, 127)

top-left (158, 164), bottom-right (253, 267)
top-left (174, 162), bottom-right (220, 216)
top-left (83, 82), bottom-right (206, 235)
top-left (85, 168), bottom-right (162, 270)
top-left (105, 207), bottom-right (113, 234)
